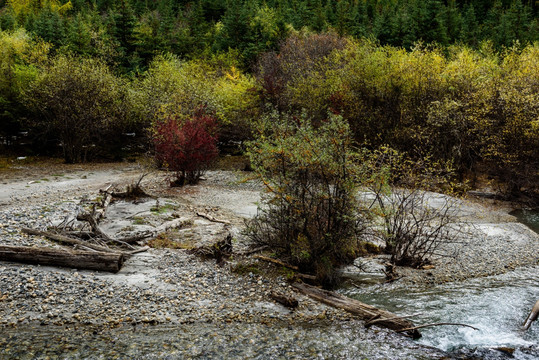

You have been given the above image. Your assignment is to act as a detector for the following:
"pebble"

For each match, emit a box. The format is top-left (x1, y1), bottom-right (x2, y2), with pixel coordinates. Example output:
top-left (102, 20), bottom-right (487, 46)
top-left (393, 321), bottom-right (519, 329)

top-left (5, 167), bottom-right (522, 358)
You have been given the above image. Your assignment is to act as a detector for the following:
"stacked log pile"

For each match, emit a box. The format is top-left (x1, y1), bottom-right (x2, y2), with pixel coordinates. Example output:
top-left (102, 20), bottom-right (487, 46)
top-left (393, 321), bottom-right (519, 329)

top-left (3, 181), bottom-right (153, 272)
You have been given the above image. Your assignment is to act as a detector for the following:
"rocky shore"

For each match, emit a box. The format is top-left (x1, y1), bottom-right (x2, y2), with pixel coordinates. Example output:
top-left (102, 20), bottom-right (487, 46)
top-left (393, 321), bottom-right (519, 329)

top-left (0, 161), bottom-right (537, 359)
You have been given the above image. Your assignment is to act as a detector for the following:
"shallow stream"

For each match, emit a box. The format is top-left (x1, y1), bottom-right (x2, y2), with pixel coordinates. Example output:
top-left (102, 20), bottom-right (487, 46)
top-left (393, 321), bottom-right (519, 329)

top-left (343, 266), bottom-right (539, 359)
top-left (342, 209), bottom-right (539, 359)
top-left (511, 208), bottom-right (539, 234)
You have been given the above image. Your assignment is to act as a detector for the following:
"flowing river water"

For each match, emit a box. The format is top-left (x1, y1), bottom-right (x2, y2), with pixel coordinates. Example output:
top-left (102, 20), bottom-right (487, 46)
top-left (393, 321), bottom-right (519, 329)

top-left (1, 164), bottom-right (538, 359)
top-left (343, 209), bottom-right (539, 359)
top-left (342, 266), bottom-right (539, 359)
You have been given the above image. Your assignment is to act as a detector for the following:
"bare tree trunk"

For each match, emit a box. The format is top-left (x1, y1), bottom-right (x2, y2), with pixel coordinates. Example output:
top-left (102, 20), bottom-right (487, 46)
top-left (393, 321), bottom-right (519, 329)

top-left (21, 227), bottom-right (119, 253)
top-left (0, 245), bottom-right (124, 272)
top-left (292, 282), bottom-right (421, 339)
top-left (523, 300), bottom-right (539, 330)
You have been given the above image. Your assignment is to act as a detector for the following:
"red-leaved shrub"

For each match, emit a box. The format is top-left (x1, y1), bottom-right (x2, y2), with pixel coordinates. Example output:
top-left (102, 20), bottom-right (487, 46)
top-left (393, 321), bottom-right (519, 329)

top-left (153, 109), bottom-right (219, 185)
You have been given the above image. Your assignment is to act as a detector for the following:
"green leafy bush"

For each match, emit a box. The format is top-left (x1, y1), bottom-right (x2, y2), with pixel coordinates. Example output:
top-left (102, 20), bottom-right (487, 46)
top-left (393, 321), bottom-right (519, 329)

top-left (245, 111), bottom-right (366, 287)
top-left (25, 54), bottom-right (130, 163)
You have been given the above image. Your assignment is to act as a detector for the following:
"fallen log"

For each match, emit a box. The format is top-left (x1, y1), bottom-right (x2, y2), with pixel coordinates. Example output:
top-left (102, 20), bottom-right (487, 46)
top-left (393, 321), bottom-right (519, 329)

top-left (0, 245), bottom-right (124, 273)
top-left (196, 212), bottom-right (231, 225)
top-left (117, 231), bottom-right (153, 244)
top-left (254, 255), bottom-right (299, 271)
top-left (21, 227), bottom-right (119, 254)
top-left (77, 212), bottom-right (113, 241)
top-left (522, 299), bottom-right (539, 330)
top-left (396, 322), bottom-right (479, 333)
top-left (154, 217), bottom-right (191, 234)
top-left (365, 313), bottom-right (423, 327)
top-left (189, 234), bottom-right (233, 266)
top-left (126, 245), bottom-right (150, 255)
top-left (111, 175), bottom-right (151, 199)
top-left (252, 255), bottom-right (316, 280)
top-left (269, 291), bottom-right (299, 309)
top-left (292, 282), bottom-right (421, 339)
top-left (95, 186), bottom-right (113, 221)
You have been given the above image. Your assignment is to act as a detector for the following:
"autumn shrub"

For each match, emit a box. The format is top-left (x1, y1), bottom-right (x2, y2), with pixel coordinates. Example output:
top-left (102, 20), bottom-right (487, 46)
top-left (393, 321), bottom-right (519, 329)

top-left (245, 111), bottom-right (366, 288)
top-left (256, 32), bottom-right (348, 120)
top-left (0, 29), bottom-right (49, 147)
top-left (479, 45), bottom-right (539, 196)
top-left (257, 35), bottom-right (539, 199)
top-left (152, 108), bottom-right (218, 186)
top-left (363, 147), bottom-right (463, 267)
top-left (24, 54), bottom-right (130, 163)
top-left (133, 54), bottom-right (258, 148)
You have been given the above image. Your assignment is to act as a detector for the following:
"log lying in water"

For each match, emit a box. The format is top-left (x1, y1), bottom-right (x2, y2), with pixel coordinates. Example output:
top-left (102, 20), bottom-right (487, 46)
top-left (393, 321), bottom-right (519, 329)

top-left (523, 299), bottom-right (539, 330)
top-left (0, 245), bottom-right (124, 273)
top-left (292, 282), bottom-right (421, 339)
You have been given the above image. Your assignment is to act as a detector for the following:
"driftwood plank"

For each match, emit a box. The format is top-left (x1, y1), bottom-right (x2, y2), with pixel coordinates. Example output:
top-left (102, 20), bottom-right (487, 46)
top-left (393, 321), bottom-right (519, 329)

top-left (21, 227), bottom-right (119, 253)
top-left (523, 299), bottom-right (539, 330)
top-left (0, 245), bottom-right (124, 273)
top-left (292, 282), bottom-right (421, 339)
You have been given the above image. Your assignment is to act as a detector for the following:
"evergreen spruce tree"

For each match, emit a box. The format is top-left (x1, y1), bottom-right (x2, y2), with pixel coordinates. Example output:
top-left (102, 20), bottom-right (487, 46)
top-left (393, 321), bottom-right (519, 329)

top-left (483, 0), bottom-right (504, 45)
top-left (33, 8), bottom-right (66, 47)
top-left (110, 0), bottom-right (138, 72)
top-left (324, 0), bottom-right (336, 26)
top-left (311, 0), bottom-right (326, 32)
top-left (349, 0), bottom-right (369, 38)
top-left (66, 13), bottom-right (92, 55)
top-left (212, 1), bottom-right (251, 57)
top-left (460, 3), bottom-right (479, 46)
top-left (443, 0), bottom-right (463, 43)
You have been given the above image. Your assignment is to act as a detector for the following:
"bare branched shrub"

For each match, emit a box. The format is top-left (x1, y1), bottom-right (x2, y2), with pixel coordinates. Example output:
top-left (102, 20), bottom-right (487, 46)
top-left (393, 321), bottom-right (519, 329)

top-left (367, 188), bottom-right (461, 267)
top-left (364, 147), bottom-right (464, 267)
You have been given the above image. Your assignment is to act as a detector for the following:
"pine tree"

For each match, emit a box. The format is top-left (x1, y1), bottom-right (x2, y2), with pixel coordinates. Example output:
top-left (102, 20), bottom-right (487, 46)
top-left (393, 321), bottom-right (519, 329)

top-left (311, 0), bottom-right (326, 32)
top-left (324, 0), bottom-right (336, 25)
top-left (66, 13), bottom-right (92, 55)
top-left (110, 0), bottom-right (138, 72)
top-left (460, 3), bottom-right (479, 46)
top-left (349, 0), bottom-right (369, 38)
top-left (212, 1), bottom-right (251, 54)
top-left (33, 8), bottom-right (66, 47)
top-left (443, 0), bottom-right (463, 43)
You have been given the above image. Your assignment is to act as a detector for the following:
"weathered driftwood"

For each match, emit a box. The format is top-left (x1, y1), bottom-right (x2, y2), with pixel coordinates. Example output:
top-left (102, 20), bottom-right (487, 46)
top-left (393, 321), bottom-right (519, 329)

top-left (523, 299), bottom-right (539, 330)
top-left (126, 245), bottom-right (150, 255)
top-left (77, 212), bottom-right (113, 241)
top-left (292, 282), bottom-right (421, 339)
top-left (196, 212), bottom-right (231, 225)
top-left (111, 177), bottom-right (151, 199)
top-left (94, 185), bottom-right (113, 221)
top-left (117, 231), bottom-right (153, 244)
top-left (154, 217), bottom-right (191, 234)
top-left (269, 291), bottom-right (299, 309)
top-left (0, 245), bottom-right (124, 272)
top-left (252, 255), bottom-right (316, 280)
top-left (365, 313), bottom-right (423, 327)
top-left (21, 227), bottom-right (118, 254)
top-left (189, 234), bottom-right (233, 265)
top-left (396, 322), bottom-right (479, 333)
top-left (254, 255), bottom-right (299, 271)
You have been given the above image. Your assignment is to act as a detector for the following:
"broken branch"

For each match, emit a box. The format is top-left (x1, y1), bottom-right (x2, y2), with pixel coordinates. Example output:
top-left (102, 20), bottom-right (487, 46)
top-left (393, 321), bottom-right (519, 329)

top-left (396, 322), bottom-right (479, 333)
top-left (196, 212), bottom-right (231, 225)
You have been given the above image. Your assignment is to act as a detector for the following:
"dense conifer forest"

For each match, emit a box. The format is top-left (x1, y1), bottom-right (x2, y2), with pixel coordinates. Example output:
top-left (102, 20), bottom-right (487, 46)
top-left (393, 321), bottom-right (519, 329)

top-left (1, 0), bottom-right (537, 72)
top-left (0, 0), bottom-right (538, 196)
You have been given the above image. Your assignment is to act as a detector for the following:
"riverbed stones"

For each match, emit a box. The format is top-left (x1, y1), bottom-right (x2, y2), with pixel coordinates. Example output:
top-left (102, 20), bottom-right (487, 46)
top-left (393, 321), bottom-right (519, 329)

top-left (1, 163), bottom-right (534, 358)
